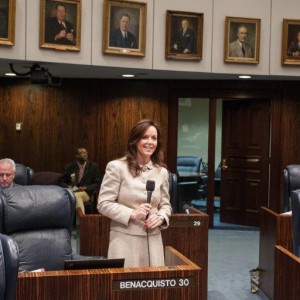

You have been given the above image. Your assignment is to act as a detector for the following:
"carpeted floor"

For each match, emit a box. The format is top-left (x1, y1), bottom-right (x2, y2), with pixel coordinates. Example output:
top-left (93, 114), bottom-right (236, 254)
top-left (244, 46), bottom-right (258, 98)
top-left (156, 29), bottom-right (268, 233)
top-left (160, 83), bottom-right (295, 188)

top-left (208, 229), bottom-right (265, 300)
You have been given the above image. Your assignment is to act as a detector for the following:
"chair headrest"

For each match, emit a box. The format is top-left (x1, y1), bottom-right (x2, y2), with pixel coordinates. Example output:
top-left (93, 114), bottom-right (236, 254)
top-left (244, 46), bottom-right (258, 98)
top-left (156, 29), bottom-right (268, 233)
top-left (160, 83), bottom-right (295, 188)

top-left (14, 163), bottom-right (34, 185)
top-left (177, 156), bottom-right (202, 173)
top-left (0, 185), bottom-right (74, 234)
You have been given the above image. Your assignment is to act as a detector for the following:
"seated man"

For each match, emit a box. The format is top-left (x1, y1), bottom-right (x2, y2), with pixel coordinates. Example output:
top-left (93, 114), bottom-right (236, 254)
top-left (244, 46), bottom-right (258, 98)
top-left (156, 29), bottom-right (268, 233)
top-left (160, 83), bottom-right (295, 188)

top-left (61, 148), bottom-right (101, 220)
top-left (0, 158), bottom-right (17, 191)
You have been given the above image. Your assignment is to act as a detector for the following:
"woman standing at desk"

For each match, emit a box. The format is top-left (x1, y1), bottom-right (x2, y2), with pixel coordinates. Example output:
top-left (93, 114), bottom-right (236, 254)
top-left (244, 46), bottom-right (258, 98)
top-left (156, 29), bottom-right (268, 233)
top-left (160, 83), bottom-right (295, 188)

top-left (97, 120), bottom-right (172, 267)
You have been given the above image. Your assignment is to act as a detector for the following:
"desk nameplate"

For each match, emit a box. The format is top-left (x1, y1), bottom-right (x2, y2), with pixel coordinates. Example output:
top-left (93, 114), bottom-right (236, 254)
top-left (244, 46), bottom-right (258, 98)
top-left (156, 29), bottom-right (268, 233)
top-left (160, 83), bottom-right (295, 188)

top-left (112, 276), bottom-right (195, 291)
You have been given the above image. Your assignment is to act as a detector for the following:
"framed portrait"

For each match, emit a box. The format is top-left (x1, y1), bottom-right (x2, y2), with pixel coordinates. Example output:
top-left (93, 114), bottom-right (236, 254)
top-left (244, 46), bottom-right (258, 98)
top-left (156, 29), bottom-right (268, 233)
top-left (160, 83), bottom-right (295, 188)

top-left (165, 10), bottom-right (203, 61)
top-left (224, 16), bottom-right (260, 64)
top-left (282, 19), bottom-right (300, 66)
top-left (39, 0), bottom-right (81, 51)
top-left (102, 0), bottom-right (147, 57)
top-left (0, 0), bottom-right (16, 46)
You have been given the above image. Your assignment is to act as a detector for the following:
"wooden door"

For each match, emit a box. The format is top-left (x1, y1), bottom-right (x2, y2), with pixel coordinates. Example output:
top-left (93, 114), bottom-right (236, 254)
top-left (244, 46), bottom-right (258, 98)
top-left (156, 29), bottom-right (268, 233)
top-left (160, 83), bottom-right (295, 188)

top-left (220, 99), bottom-right (271, 227)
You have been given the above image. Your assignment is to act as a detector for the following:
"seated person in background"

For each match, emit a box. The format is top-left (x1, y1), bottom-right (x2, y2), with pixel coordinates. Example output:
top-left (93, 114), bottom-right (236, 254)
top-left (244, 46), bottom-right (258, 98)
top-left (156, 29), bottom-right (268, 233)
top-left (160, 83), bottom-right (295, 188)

top-left (61, 148), bottom-right (101, 218)
top-left (0, 158), bottom-right (17, 191)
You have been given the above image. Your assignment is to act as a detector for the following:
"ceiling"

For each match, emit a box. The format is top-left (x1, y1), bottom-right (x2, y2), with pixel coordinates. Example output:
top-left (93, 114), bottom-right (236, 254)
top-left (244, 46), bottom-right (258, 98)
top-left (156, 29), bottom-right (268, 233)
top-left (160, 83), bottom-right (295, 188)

top-left (1, 58), bottom-right (300, 81)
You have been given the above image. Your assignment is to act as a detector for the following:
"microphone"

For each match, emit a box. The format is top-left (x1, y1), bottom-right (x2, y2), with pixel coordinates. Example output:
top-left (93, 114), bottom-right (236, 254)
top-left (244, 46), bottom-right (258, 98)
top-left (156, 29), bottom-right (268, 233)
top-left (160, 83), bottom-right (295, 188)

top-left (183, 204), bottom-right (190, 214)
top-left (146, 180), bottom-right (155, 203)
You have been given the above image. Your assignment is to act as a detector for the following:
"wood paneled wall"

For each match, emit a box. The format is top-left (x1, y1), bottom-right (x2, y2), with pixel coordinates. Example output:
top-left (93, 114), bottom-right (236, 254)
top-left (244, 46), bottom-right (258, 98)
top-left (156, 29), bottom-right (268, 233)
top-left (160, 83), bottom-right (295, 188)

top-left (2, 77), bottom-right (300, 213)
top-left (0, 79), bottom-right (169, 175)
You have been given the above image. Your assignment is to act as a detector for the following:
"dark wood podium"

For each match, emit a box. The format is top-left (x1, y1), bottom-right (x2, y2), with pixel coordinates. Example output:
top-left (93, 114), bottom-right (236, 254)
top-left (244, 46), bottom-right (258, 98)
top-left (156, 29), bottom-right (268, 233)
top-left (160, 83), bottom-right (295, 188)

top-left (16, 246), bottom-right (201, 300)
top-left (79, 208), bottom-right (209, 300)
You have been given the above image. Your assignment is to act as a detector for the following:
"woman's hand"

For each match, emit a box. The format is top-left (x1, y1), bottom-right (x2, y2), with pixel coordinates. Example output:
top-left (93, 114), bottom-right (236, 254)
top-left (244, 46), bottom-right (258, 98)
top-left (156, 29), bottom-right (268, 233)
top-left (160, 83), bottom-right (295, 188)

top-left (144, 214), bottom-right (164, 229)
top-left (130, 203), bottom-right (151, 221)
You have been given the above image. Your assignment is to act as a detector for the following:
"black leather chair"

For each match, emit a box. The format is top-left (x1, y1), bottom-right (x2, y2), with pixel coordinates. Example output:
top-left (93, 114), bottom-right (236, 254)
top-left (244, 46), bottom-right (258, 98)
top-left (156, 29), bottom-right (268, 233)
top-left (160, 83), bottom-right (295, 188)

top-left (177, 156), bottom-right (202, 173)
top-left (0, 233), bottom-right (19, 300)
top-left (176, 156), bottom-right (202, 212)
top-left (214, 163), bottom-right (221, 197)
top-left (283, 165), bottom-right (300, 212)
top-left (14, 163), bottom-right (34, 185)
top-left (168, 171), bottom-right (177, 213)
top-left (291, 189), bottom-right (300, 257)
top-left (0, 185), bottom-right (103, 272)
top-left (32, 171), bottom-right (63, 185)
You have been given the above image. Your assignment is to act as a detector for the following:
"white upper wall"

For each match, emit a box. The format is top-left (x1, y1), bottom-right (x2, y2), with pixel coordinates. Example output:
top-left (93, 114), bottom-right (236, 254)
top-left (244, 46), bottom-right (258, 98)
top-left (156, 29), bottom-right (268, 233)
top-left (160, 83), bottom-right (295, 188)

top-left (1, 0), bottom-right (300, 77)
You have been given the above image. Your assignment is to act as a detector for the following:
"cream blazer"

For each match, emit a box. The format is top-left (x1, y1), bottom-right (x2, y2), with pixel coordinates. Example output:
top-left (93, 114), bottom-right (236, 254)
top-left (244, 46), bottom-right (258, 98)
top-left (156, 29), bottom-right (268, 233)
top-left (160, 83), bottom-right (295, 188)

top-left (97, 158), bottom-right (172, 236)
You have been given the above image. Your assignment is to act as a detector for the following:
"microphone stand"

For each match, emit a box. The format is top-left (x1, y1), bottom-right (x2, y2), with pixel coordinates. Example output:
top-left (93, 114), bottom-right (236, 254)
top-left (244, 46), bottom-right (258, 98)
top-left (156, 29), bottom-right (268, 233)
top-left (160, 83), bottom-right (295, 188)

top-left (146, 190), bottom-right (152, 267)
top-left (145, 180), bottom-right (155, 267)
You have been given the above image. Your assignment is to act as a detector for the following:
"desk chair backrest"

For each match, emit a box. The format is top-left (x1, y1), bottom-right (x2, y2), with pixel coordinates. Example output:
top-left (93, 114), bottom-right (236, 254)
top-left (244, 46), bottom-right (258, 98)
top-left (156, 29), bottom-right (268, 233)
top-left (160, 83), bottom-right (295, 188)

top-left (283, 165), bottom-right (300, 212)
top-left (177, 156), bottom-right (202, 173)
top-left (0, 233), bottom-right (19, 300)
top-left (0, 185), bottom-right (75, 271)
top-left (14, 163), bottom-right (34, 185)
top-left (32, 171), bottom-right (63, 185)
top-left (291, 189), bottom-right (300, 257)
top-left (168, 172), bottom-right (177, 213)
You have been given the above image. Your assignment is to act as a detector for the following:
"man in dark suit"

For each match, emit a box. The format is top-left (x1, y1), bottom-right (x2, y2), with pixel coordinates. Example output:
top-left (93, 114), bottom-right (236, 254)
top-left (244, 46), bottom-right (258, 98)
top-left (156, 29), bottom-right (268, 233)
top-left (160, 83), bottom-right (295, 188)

top-left (61, 148), bottom-right (101, 217)
top-left (109, 13), bottom-right (137, 49)
top-left (172, 19), bottom-right (196, 54)
top-left (288, 31), bottom-right (300, 58)
top-left (45, 3), bottom-right (76, 45)
top-left (0, 158), bottom-right (17, 191)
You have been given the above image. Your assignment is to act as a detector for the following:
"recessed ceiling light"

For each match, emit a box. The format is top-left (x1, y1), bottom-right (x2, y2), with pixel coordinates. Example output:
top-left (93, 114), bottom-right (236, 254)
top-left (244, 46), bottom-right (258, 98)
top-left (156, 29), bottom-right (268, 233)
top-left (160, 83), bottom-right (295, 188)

top-left (122, 74), bottom-right (135, 78)
top-left (5, 72), bottom-right (17, 77)
top-left (239, 75), bottom-right (252, 79)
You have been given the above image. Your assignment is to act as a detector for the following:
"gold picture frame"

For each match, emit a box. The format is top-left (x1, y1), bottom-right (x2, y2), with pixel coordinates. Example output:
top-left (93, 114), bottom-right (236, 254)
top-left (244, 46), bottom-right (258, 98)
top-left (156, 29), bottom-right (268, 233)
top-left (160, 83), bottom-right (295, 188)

top-left (282, 19), bottom-right (300, 66)
top-left (39, 0), bottom-right (81, 51)
top-left (165, 10), bottom-right (203, 61)
top-left (0, 0), bottom-right (16, 46)
top-left (224, 16), bottom-right (260, 64)
top-left (102, 0), bottom-right (147, 57)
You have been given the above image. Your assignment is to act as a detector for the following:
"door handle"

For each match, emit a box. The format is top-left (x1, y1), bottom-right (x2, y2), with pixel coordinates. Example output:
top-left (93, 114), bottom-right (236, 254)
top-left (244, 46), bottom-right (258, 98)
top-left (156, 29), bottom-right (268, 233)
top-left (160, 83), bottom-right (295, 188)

top-left (221, 159), bottom-right (228, 170)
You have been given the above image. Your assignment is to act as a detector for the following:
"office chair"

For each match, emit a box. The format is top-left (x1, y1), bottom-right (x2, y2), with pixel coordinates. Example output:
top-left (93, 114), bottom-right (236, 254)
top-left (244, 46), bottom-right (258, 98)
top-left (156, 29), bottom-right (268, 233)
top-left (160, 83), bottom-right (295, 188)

top-left (283, 165), bottom-right (300, 212)
top-left (177, 156), bottom-right (202, 173)
top-left (32, 171), bottom-right (64, 185)
top-left (14, 163), bottom-right (34, 185)
top-left (0, 233), bottom-right (19, 300)
top-left (168, 171), bottom-right (177, 213)
top-left (0, 185), bottom-right (104, 272)
top-left (214, 163), bottom-right (221, 197)
top-left (291, 189), bottom-right (300, 257)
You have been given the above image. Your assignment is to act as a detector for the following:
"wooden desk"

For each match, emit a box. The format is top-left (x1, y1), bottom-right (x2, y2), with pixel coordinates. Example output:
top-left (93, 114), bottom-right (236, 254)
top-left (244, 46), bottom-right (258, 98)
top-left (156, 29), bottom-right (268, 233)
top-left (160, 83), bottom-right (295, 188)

top-left (16, 246), bottom-right (201, 300)
top-left (274, 245), bottom-right (300, 300)
top-left (79, 208), bottom-right (208, 300)
top-left (259, 206), bottom-right (292, 299)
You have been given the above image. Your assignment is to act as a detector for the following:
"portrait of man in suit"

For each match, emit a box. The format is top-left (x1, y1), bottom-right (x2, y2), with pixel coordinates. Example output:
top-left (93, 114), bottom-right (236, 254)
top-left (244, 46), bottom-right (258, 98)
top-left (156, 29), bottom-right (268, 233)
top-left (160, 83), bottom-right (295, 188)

top-left (171, 18), bottom-right (196, 54)
top-left (44, 1), bottom-right (77, 46)
top-left (108, 5), bottom-right (141, 50)
top-left (229, 23), bottom-right (254, 58)
top-left (0, 6), bottom-right (8, 39)
top-left (287, 27), bottom-right (300, 58)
